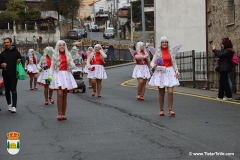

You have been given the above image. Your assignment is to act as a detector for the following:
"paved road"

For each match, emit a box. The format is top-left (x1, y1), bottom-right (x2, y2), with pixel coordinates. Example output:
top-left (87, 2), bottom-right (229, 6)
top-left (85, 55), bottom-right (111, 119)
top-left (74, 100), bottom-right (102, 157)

top-left (0, 64), bottom-right (239, 160)
top-left (87, 32), bottom-right (133, 45)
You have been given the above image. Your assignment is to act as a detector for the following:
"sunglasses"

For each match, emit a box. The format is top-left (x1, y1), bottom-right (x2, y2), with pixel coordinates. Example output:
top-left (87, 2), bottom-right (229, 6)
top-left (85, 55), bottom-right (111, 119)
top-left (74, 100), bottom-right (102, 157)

top-left (161, 41), bottom-right (168, 43)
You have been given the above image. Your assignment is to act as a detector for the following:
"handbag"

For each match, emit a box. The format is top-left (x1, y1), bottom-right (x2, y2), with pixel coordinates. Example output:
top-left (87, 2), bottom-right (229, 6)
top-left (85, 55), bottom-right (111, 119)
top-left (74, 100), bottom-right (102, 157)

top-left (232, 52), bottom-right (239, 66)
top-left (156, 66), bottom-right (166, 72)
top-left (16, 62), bottom-right (26, 80)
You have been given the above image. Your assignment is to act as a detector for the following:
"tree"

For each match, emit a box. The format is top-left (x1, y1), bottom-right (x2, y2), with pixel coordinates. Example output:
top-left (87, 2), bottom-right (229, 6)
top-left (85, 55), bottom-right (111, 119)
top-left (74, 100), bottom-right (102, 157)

top-left (45, 0), bottom-right (64, 22)
top-left (61, 0), bottom-right (80, 29)
top-left (45, 0), bottom-right (84, 27)
top-left (6, 0), bottom-right (25, 14)
top-left (18, 9), bottom-right (41, 20)
top-left (0, 11), bottom-right (19, 21)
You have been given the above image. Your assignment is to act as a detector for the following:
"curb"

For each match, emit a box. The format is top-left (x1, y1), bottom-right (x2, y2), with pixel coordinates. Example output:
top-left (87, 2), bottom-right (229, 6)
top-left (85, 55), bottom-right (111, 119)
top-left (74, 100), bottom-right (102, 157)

top-left (122, 79), bottom-right (240, 104)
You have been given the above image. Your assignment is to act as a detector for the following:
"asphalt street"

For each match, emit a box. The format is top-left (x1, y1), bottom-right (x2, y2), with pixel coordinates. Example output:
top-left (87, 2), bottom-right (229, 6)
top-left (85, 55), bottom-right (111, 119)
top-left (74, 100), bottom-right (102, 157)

top-left (0, 64), bottom-right (240, 160)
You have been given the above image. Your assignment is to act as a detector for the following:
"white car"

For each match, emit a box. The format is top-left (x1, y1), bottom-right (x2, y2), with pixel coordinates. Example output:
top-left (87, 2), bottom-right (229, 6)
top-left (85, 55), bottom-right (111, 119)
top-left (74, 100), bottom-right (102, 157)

top-left (91, 25), bottom-right (99, 32)
top-left (103, 28), bottom-right (115, 39)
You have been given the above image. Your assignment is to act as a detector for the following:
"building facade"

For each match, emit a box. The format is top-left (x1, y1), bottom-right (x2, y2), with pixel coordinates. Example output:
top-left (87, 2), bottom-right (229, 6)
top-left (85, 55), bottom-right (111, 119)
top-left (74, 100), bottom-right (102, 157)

top-left (155, 0), bottom-right (206, 52)
top-left (79, 0), bottom-right (93, 20)
top-left (207, 0), bottom-right (240, 53)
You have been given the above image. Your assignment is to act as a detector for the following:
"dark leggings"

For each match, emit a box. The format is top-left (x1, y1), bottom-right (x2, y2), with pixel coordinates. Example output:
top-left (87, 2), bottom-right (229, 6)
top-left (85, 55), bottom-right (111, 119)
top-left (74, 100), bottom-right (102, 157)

top-left (219, 71), bottom-right (232, 98)
top-left (3, 76), bottom-right (18, 107)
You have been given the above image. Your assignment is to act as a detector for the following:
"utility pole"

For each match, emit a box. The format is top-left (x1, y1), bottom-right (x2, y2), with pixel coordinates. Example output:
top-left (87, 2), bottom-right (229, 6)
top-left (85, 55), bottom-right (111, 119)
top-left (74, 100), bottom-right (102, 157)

top-left (113, 0), bottom-right (115, 15)
top-left (141, 0), bottom-right (146, 45)
top-left (154, 0), bottom-right (156, 47)
top-left (91, 1), bottom-right (95, 45)
top-left (117, 0), bottom-right (120, 60)
top-left (130, 0), bottom-right (133, 43)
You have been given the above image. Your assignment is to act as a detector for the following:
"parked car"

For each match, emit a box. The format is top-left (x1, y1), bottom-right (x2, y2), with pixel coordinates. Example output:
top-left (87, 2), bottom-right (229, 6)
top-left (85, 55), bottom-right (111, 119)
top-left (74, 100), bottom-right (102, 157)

top-left (68, 30), bottom-right (80, 40)
top-left (103, 28), bottom-right (115, 39)
top-left (73, 29), bottom-right (87, 38)
top-left (91, 25), bottom-right (99, 32)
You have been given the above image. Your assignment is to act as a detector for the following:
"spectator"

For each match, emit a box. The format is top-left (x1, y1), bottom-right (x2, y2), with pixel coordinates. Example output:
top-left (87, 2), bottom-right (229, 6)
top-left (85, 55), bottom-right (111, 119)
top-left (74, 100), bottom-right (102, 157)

top-left (0, 37), bottom-right (22, 113)
top-left (212, 38), bottom-right (234, 100)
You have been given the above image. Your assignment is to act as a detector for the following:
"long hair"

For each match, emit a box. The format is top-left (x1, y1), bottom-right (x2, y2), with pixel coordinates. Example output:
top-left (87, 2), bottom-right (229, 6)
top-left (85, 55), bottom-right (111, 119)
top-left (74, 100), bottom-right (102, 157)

top-left (52, 40), bottom-right (71, 70)
top-left (86, 47), bottom-right (93, 56)
top-left (28, 49), bottom-right (36, 64)
top-left (222, 39), bottom-right (233, 50)
top-left (156, 36), bottom-right (171, 55)
top-left (91, 44), bottom-right (105, 63)
top-left (136, 42), bottom-right (150, 62)
top-left (42, 47), bottom-right (53, 65)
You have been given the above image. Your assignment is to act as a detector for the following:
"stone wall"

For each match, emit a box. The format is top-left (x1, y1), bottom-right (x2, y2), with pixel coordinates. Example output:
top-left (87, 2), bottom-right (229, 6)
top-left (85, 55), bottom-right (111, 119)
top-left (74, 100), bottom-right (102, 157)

top-left (133, 31), bottom-right (154, 44)
top-left (0, 21), bottom-right (78, 43)
top-left (207, 0), bottom-right (240, 89)
top-left (207, 0), bottom-right (240, 52)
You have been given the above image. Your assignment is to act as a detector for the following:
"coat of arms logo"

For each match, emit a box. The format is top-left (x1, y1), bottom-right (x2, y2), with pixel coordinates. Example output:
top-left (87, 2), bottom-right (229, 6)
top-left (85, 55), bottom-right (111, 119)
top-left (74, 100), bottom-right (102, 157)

top-left (7, 131), bottom-right (20, 155)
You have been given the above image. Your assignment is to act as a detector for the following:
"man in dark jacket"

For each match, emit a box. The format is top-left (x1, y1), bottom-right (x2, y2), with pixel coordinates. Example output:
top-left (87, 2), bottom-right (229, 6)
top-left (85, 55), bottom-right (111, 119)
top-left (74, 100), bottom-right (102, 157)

top-left (0, 37), bottom-right (21, 113)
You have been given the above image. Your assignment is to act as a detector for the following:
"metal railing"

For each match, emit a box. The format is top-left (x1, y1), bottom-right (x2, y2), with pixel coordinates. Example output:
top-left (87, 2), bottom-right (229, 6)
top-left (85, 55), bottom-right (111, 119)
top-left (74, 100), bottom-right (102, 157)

top-left (176, 50), bottom-right (240, 93)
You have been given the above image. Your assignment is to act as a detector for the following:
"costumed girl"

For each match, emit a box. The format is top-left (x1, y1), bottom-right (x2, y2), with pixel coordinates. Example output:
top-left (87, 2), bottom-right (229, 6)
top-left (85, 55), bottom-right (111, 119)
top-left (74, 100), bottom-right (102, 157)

top-left (25, 49), bottom-right (39, 90)
top-left (132, 41), bottom-right (151, 101)
top-left (87, 44), bottom-right (107, 97)
top-left (37, 47), bottom-right (54, 105)
top-left (83, 47), bottom-right (93, 88)
top-left (149, 36), bottom-right (180, 116)
top-left (49, 40), bottom-right (77, 121)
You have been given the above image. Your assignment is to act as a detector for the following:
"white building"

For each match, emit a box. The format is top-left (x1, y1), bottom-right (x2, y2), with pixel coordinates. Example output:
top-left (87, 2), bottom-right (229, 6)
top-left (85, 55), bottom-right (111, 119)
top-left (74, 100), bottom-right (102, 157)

top-left (155, 0), bottom-right (206, 52)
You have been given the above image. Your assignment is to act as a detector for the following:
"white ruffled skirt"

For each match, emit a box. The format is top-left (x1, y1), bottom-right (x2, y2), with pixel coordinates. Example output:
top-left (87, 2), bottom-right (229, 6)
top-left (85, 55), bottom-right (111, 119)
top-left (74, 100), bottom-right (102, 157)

top-left (37, 69), bottom-right (50, 86)
top-left (87, 65), bottom-right (107, 79)
top-left (149, 66), bottom-right (180, 88)
top-left (50, 70), bottom-right (77, 90)
top-left (132, 65), bottom-right (151, 79)
top-left (27, 64), bottom-right (39, 74)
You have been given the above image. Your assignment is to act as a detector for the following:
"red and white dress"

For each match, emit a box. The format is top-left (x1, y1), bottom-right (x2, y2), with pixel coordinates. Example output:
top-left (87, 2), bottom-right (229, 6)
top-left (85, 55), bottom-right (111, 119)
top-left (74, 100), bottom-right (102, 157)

top-left (83, 51), bottom-right (91, 74)
top-left (49, 51), bottom-right (77, 91)
top-left (149, 48), bottom-right (180, 88)
top-left (37, 55), bottom-right (52, 86)
top-left (25, 56), bottom-right (39, 74)
top-left (132, 51), bottom-right (151, 79)
top-left (87, 52), bottom-right (107, 79)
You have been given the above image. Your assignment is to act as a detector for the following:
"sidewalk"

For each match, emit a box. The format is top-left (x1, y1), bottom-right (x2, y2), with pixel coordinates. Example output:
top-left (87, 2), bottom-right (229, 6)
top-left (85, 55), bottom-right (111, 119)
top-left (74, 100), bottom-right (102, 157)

top-left (111, 39), bottom-right (133, 45)
top-left (123, 78), bottom-right (240, 102)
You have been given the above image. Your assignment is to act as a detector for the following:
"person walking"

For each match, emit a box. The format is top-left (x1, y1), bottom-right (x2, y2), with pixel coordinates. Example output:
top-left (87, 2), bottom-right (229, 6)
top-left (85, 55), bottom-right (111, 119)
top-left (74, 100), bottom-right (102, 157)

top-left (25, 49), bottom-right (39, 90)
top-left (132, 42), bottom-right (151, 100)
top-left (37, 47), bottom-right (54, 105)
top-left (87, 44), bottom-right (107, 97)
top-left (149, 36), bottom-right (180, 116)
top-left (212, 38), bottom-right (234, 100)
top-left (49, 40), bottom-right (77, 121)
top-left (0, 37), bottom-right (22, 113)
top-left (83, 47), bottom-right (93, 88)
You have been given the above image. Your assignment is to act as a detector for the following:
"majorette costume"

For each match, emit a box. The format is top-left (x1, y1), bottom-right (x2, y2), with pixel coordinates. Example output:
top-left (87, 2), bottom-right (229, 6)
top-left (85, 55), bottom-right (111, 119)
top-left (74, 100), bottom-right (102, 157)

top-left (37, 47), bottom-right (53, 86)
top-left (87, 46), bottom-right (107, 79)
top-left (132, 48), bottom-right (151, 79)
top-left (149, 37), bottom-right (180, 88)
top-left (83, 47), bottom-right (93, 74)
top-left (25, 49), bottom-right (39, 74)
top-left (49, 41), bottom-right (77, 91)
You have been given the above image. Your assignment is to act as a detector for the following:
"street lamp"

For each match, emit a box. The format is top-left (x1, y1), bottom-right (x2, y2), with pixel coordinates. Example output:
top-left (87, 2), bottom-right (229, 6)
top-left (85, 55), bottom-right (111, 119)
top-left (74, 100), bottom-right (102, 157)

top-left (33, 35), bottom-right (36, 50)
top-left (57, 0), bottom-right (63, 39)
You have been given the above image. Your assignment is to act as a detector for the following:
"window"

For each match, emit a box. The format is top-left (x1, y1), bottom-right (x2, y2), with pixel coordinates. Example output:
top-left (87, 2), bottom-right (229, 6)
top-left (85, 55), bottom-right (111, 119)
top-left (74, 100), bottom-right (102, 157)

top-left (226, 0), bottom-right (234, 25)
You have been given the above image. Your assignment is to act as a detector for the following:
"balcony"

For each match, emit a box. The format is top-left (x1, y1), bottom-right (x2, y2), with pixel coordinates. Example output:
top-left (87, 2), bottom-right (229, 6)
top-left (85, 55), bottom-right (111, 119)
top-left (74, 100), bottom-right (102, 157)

top-left (144, 0), bottom-right (154, 12)
top-left (95, 11), bottom-right (109, 17)
top-left (144, 0), bottom-right (154, 7)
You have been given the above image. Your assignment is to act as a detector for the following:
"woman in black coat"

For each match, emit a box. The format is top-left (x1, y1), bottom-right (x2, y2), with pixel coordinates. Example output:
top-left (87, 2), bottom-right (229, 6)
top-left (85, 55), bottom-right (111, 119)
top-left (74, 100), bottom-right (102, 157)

top-left (212, 39), bottom-right (234, 100)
